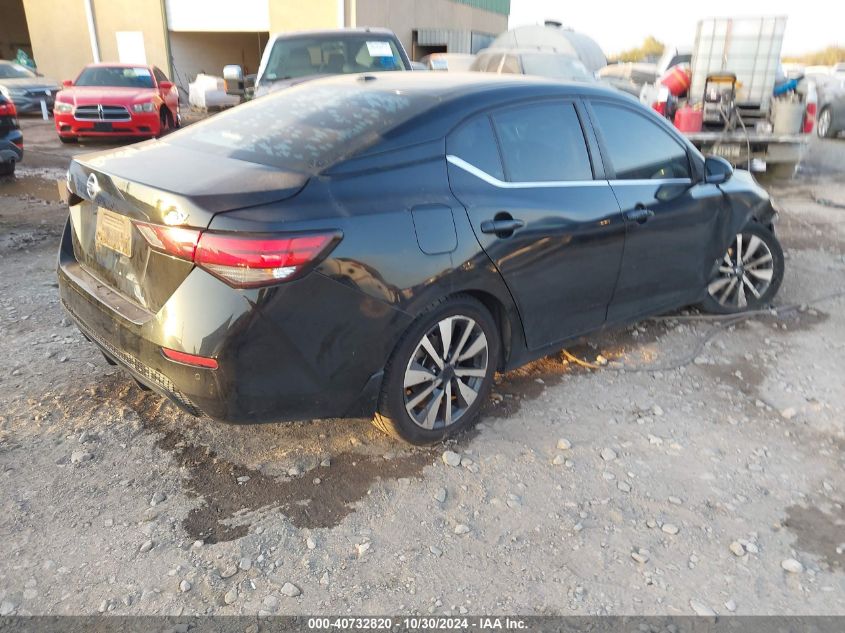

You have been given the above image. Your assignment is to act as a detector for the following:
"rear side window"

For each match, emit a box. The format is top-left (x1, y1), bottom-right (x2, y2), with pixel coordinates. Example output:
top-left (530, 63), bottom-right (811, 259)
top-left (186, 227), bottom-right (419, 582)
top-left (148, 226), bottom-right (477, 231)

top-left (500, 55), bottom-right (521, 74)
top-left (491, 102), bottom-right (593, 182)
top-left (485, 54), bottom-right (504, 72)
top-left (591, 103), bottom-right (691, 179)
top-left (447, 116), bottom-right (504, 180)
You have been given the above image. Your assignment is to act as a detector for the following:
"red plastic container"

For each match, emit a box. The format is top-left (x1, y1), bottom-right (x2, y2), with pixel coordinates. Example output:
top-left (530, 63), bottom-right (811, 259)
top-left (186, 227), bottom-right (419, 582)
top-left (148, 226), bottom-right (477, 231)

top-left (674, 105), bottom-right (703, 132)
top-left (661, 66), bottom-right (691, 97)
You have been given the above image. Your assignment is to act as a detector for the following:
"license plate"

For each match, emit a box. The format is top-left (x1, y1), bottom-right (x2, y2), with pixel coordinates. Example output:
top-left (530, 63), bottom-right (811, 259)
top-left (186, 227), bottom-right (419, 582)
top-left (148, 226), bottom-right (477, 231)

top-left (713, 143), bottom-right (743, 158)
top-left (93, 122), bottom-right (113, 132)
top-left (95, 208), bottom-right (132, 258)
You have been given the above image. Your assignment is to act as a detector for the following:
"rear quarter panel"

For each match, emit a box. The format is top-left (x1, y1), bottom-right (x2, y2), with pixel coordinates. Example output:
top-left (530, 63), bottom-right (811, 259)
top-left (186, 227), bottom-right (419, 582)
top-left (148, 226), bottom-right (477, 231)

top-left (208, 156), bottom-right (522, 371)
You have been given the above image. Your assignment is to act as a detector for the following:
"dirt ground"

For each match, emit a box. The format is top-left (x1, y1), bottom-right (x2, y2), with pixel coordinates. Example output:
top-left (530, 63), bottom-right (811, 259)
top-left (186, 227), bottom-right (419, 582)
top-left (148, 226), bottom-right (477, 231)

top-left (0, 118), bottom-right (843, 617)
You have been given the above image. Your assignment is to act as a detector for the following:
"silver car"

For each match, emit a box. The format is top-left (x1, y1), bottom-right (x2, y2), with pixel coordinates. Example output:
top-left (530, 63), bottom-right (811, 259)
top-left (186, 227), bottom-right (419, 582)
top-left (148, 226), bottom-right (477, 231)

top-left (814, 75), bottom-right (845, 139)
top-left (0, 60), bottom-right (60, 114)
top-left (470, 48), bottom-right (595, 83)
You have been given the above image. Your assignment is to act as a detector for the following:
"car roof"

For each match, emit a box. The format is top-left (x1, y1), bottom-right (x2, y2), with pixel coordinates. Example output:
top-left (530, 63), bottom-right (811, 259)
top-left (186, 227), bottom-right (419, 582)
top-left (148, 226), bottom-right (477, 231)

top-left (479, 48), bottom-right (583, 57)
top-left (308, 70), bottom-right (622, 102)
top-left (301, 72), bottom-right (638, 169)
top-left (269, 27), bottom-right (396, 40)
top-left (81, 62), bottom-right (153, 69)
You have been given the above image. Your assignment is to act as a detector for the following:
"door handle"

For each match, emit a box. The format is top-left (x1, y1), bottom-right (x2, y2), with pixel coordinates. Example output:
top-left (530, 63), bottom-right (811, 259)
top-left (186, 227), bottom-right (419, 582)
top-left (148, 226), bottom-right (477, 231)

top-left (624, 206), bottom-right (655, 224)
top-left (480, 217), bottom-right (525, 236)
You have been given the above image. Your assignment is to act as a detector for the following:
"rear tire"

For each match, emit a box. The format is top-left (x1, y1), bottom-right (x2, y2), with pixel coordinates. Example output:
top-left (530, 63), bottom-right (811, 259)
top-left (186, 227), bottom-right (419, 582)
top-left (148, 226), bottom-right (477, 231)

top-left (817, 107), bottom-right (835, 139)
top-left (699, 222), bottom-right (784, 314)
top-left (373, 295), bottom-right (500, 445)
top-left (0, 160), bottom-right (14, 176)
top-left (157, 109), bottom-right (172, 138)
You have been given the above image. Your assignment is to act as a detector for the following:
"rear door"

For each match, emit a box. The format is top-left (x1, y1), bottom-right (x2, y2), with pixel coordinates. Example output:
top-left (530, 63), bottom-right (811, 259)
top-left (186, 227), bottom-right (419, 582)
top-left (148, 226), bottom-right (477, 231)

top-left (586, 99), bottom-right (728, 321)
top-left (447, 99), bottom-right (626, 349)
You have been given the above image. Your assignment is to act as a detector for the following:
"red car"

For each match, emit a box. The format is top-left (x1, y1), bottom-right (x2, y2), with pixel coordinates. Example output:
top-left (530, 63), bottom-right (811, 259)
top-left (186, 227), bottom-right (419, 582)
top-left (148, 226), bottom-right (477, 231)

top-left (54, 63), bottom-right (179, 143)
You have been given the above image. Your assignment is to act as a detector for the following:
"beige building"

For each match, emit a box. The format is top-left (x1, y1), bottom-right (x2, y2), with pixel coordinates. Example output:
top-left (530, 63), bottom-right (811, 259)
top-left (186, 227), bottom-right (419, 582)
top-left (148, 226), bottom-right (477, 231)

top-left (3, 0), bottom-right (508, 90)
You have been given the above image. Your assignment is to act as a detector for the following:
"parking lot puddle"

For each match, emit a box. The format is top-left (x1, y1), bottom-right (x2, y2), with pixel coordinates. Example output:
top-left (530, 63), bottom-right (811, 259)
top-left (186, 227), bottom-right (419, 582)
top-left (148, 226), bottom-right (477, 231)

top-left (784, 504), bottom-right (845, 572)
top-left (0, 174), bottom-right (61, 202)
top-left (153, 429), bottom-right (433, 543)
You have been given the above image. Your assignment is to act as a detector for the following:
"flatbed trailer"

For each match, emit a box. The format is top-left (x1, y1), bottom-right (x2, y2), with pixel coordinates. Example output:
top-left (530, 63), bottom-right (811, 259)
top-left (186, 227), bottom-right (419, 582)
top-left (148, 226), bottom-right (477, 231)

top-left (684, 130), bottom-right (808, 174)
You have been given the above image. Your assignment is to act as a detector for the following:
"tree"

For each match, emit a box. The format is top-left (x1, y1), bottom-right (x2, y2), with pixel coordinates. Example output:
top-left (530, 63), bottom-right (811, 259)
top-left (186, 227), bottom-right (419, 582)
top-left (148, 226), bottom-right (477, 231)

top-left (611, 36), bottom-right (666, 63)
top-left (782, 46), bottom-right (845, 66)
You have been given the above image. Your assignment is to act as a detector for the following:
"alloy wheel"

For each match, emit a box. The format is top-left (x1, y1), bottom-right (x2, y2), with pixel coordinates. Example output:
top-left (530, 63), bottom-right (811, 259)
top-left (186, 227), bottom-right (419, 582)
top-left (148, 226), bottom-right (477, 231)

top-left (707, 231), bottom-right (775, 309)
top-left (403, 315), bottom-right (489, 430)
top-left (817, 109), bottom-right (831, 138)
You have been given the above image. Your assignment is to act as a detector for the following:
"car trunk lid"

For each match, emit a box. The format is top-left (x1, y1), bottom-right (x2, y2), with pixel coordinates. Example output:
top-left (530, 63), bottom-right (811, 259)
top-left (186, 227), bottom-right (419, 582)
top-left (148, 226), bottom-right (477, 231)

top-left (66, 141), bottom-right (309, 315)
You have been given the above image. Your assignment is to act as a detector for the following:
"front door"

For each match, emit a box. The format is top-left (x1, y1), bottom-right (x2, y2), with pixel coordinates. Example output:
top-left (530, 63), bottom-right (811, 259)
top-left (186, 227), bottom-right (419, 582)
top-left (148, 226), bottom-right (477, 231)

top-left (447, 100), bottom-right (626, 349)
top-left (587, 100), bottom-right (729, 322)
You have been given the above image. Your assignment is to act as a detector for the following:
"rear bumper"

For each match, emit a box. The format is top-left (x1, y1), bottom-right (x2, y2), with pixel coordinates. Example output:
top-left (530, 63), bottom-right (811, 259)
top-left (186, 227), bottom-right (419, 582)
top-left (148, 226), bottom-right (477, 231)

top-left (54, 110), bottom-right (160, 138)
top-left (1, 131), bottom-right (23, 164)
top-left (56, 216), bottom-right (409, 424)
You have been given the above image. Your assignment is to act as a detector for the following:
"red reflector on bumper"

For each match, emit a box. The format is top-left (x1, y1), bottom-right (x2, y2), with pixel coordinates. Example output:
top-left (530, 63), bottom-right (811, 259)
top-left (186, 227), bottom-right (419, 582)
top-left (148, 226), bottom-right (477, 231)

top-left (161, 347), bottom-right (218, 369)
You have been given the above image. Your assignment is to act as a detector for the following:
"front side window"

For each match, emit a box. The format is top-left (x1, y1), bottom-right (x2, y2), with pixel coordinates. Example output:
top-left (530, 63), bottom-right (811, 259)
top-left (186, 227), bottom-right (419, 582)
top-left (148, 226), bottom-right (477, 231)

top-left (75, 66), bottom-right (154, 89)
top-left (591, 102), bottom-right (691, 180)
top-left (447, 115), bottom-right (504, 180)
top-left (491, 102), bottom-right (593, 182)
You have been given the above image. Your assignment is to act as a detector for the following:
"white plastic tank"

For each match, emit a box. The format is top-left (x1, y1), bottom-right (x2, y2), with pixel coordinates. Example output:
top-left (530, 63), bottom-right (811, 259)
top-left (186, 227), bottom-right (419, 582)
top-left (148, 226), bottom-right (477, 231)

top-left (489, 22), bottom-right (607, 73)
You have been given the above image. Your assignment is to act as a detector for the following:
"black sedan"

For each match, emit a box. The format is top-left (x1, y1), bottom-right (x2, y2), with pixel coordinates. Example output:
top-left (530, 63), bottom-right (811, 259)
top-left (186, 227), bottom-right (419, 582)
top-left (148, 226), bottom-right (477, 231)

top-left (0, 94), bottom-right (23, 175)
top-left (57, 73), bottom-right (783, 444)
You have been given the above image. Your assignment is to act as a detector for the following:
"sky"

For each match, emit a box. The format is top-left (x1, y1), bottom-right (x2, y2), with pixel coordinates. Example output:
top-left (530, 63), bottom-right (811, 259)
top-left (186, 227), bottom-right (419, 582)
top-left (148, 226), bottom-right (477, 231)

top-left (508, 0), bottom-right (845, 57)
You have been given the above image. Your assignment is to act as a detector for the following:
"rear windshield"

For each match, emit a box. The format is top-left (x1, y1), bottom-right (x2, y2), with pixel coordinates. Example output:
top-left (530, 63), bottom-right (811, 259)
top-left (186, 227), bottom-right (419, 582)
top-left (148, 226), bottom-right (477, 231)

top-left (262, 34), bottom-right (408, 83)
top-left (75, 66), bottom-right (155, 88)
top-left (167, 83), bottom-right (435, 171)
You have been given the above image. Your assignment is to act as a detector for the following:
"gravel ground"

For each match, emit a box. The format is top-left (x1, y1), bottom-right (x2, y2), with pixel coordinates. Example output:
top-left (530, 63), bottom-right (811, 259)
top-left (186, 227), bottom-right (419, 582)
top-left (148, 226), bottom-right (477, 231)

top-left (0, 120), bottom-right (843, 617)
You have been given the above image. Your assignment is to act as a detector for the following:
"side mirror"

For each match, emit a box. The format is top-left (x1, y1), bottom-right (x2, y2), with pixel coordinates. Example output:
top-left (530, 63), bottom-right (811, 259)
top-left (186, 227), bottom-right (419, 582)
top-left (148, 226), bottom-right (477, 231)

top-left (704, 155), bottom-right (734, 185)
top-left (223, 65), bottom-right (244, 95)
top-left (62, 79), bottom-right (73, 87)
top-left (159, 81), bottom-right (174, 92)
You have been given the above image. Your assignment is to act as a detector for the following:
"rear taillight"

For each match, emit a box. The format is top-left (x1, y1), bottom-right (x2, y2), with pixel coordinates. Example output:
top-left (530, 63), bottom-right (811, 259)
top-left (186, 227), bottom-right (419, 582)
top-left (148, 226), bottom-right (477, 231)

top-left (0, 100), bottom-right (16, 116)
top-left (803, 102), bottom-right (816, 134)
top-left (133, 222), bottom-right (340, 288)
top-left (803, 82), bottom-right (818, 134)
top-left (194, 232), bottom-right (338, 287)
top-left (134, 222), bottom-right (201, 260)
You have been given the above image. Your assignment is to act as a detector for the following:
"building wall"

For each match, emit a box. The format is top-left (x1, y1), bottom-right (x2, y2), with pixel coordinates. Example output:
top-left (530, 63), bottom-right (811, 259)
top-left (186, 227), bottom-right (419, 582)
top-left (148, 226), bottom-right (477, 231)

top-left (92, 0), bottom-right (169, 71)
top-left (0, 0), bottom-right (31, 61)
top-left (268, 0), bottom-right (340, 33)
top-left (22, 0), bottom-right (93, 80)
top-left (21, 0), bottom-right (509, 84)
top-left (356, 0), bottom-right (507, 56)
top-left (169, 31), bottom-right (268, 87)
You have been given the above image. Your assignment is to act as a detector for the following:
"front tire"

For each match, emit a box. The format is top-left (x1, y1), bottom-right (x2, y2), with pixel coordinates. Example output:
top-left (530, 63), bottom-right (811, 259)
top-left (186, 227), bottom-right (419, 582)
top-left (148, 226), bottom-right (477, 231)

top-left (373, 295), bottom-right (500, 445)
top-left (59, 135), bottom-right (77, 144)
top-left (700, 222), bottom-right (784, 314)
